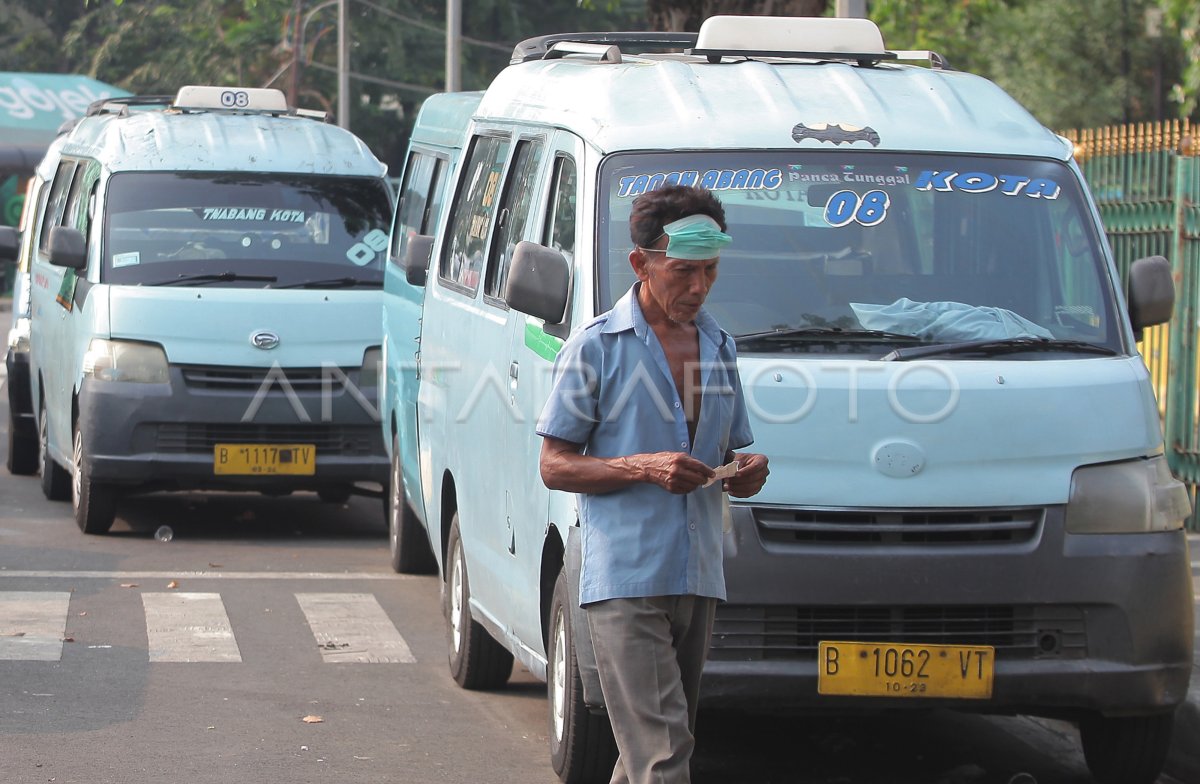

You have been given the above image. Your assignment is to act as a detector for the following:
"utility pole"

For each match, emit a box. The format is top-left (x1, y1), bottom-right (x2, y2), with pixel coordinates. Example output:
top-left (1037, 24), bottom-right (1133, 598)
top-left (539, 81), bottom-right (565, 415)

top-left (338, 0), bottom-right (350, 129)
top-left (446, 0), bottom-right (461, 92)
top-left (835, 0), bottom-right (867, 18)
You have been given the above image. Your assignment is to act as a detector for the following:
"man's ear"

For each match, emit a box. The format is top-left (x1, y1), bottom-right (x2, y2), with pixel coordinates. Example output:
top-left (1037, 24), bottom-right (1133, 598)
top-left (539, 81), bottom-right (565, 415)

top-left (629, 248), bottom-right (651, 282)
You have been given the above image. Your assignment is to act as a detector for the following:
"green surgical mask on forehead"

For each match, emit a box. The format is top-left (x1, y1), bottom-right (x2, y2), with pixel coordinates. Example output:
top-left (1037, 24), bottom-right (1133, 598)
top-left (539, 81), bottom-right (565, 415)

top-left (659, 214), bottom-right (732, 260)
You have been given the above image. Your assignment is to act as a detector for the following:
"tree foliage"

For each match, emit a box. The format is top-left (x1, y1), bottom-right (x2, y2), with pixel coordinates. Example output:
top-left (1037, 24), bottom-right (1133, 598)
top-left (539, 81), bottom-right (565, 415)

top-left (2, 0), bottom-right (1198, 165)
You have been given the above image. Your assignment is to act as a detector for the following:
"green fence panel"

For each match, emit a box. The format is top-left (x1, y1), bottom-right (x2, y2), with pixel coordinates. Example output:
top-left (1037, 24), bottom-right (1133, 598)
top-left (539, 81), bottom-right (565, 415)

top-left (1066, 120), bottom-right (1199, 530)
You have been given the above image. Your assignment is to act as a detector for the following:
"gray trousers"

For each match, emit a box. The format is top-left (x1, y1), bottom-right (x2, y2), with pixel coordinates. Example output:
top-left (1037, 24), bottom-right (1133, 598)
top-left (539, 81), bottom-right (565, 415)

top-left (585, 595), bottom-right (717, 784)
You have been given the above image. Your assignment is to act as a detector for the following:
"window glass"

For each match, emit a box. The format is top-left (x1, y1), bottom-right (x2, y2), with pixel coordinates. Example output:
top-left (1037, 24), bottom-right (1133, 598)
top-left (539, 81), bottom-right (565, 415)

top-left (484, 140), bottom-right (544, 299)
top-left (544, 156), bottom-right (577, 259)
top-left (440, 135), bottom-right (510, 292)
top-left (598, 151), bottom-right (1121, 355)
top-left (101, 171), bottom-right (392, 288)
top-left (390, 152), bottom-right (436, 267)
top-left (39, 161), bottom-right (76, 256)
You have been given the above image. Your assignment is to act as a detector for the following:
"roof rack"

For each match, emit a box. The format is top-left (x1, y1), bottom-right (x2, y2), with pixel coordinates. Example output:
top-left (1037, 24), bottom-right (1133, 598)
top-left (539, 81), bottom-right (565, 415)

top-left (891, 50), bottom-right (953, 70)
top-left (511, 31), bottom-right (697, 64)
top-left (84, 95), bottom-right (174, 118)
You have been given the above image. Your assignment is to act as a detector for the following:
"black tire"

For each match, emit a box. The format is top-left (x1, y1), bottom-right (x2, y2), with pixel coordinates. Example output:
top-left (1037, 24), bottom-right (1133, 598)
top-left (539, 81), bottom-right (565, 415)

top-left (388, 435), bottom-right (436, 574)
top-left (72, 420), bottom-right (116, 535)
top-left (317, 486), bottom-right (352, 504)
top-left (548, 568), bottom-right (617, 784)
top-left (1079, 711), bottom-right (1174, 784)
top-left (444, 513), bottom-right (513, 690)
top-left (7, 416), bottom-right (37, 475)
top-left (38, 404), bottom-right (70, 501)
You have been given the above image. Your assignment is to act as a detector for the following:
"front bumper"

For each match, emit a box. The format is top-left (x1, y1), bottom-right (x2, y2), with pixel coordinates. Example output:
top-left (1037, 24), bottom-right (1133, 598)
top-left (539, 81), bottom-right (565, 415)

top-left (78, 363), bottom-right (388, 491)
top-left (699, 504), bottom-right (1194, 719)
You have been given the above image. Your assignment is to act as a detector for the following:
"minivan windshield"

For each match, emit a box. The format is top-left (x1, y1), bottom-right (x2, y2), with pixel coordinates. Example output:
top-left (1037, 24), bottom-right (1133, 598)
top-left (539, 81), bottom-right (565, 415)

top-left (102, 172), bottom-right (393, 288)
top-left (599, 152), bottom-right (1125, 356)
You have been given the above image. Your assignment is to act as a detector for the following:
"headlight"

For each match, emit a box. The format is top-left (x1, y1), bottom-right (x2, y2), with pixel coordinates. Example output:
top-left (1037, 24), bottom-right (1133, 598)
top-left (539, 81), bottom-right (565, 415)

top-left (82, 339), bottom-right (169, 383)
top-left (360, 346), bottom-right (382, 389)
top-left (1064, 456), bottom-right (1192, 533)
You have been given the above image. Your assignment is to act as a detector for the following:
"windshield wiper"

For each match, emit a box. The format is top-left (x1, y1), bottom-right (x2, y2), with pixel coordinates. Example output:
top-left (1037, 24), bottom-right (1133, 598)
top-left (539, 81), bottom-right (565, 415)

top-left (147, 271), bottom-right (278, 287)
top-left (880, 336), bottom-right (1120, 361)
top-left (735, 326), bottom-right (923, 343)
top-left (271, 276), bottom-right (379, 290)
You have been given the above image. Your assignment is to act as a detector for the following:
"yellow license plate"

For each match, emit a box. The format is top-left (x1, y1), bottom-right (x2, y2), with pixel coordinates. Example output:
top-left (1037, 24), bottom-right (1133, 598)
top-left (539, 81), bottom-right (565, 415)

top-left (818, 641), bottom-right (994, 699)
top-left (213, 444), bottom-right (316, 476)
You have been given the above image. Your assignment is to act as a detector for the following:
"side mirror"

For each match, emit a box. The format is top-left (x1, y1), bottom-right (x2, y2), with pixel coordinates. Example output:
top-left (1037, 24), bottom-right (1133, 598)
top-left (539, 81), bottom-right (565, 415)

top-left (1128, 255), bottom-right (1175, 330)
top-left (404, 234), bottom-right (434, 287)
top-left (48, 226), bottom-right (87, 270)
top-left (0, 226), bottom-right (17, 262)
top-left (504, 241), bottom-right (570, 327)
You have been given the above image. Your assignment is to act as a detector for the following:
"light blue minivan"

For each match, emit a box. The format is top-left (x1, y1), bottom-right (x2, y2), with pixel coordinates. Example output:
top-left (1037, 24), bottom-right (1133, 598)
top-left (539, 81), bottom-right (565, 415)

top-left (383, 17), bottom-right (1194, 784)
top-left (27, 86), bottom-right (394, 534)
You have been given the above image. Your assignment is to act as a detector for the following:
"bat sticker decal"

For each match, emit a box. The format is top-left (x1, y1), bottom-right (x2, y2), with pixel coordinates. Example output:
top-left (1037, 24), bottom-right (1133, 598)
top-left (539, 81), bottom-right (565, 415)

top-left (791, 123), bottom-right (882, 147)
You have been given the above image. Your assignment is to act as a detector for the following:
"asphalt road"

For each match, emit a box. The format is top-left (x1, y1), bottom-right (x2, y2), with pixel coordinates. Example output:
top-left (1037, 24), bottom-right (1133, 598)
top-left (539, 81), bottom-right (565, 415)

top-left (0, 362), bottom-right (1193, 784)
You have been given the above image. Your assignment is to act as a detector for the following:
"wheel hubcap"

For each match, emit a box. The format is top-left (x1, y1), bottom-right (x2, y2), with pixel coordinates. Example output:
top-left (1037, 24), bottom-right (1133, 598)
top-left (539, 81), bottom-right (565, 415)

top-left (72, 428), bottom-right (83, 509)
top-left (389, 458), bottom-right (401, 555)
top-left (450, 545), bottom-right (464, 653)
top-left (551, 607), bottom-right (567, 741)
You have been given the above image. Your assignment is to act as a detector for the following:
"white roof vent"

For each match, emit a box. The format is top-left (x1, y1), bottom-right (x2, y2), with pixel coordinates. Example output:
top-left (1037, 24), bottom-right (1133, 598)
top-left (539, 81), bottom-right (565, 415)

top-left (173, 86), bottom-right (289, 114)
top-left (693, 15), bottom-right (892, 64)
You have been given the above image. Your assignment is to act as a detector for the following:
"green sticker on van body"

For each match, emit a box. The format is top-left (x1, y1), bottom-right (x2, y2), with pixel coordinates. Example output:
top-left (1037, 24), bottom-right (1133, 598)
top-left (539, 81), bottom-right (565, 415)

top-left (525, 319), bottom-right (564, 361)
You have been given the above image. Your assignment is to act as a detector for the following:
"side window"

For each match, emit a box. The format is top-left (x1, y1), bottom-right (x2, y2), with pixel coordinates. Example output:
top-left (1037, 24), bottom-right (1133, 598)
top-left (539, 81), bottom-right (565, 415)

top-left (543, 155), bottom-right (577, 259)
top-left (38, 161), bottom-right (77, 257)
top-left (64, 162), bottom-right (100, 236)
top-left (483, 139), bottom-right (544, 300)
top-left (389, 151), bottom-right (437, 267)
top-left (440, 135), bottom-right (510, 293)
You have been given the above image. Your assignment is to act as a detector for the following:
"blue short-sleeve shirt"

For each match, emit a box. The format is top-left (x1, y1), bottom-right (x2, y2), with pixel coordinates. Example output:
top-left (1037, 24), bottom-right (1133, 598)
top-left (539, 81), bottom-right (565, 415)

top-left (536, 284), bottom-right (754, 605)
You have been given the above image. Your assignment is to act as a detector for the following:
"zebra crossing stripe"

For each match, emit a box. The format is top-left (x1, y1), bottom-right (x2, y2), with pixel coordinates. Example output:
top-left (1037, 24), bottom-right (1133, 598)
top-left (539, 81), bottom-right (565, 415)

top-left (0, 591), bottom-right (71, 661)
top-left (142, 592), bottom-right (242, 663)
top-left (297, 593), bottom-right (415, 663)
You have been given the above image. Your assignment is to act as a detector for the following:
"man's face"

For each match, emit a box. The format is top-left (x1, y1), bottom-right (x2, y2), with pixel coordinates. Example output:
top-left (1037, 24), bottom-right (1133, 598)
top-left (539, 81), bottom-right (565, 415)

top-left (631, 241), bottom-right (719, 324)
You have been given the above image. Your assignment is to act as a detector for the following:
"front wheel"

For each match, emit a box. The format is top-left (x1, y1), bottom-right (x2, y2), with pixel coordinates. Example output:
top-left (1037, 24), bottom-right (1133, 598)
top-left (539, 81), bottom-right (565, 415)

top-left (388, 435), bottom-right (436, 574)
top-left (72, 421), bottom-right (117, 534)
top-left (38, 404), bottom-right (70, 501)
top-left (1079, 711), bottom-right (1174, 784)
top-left (444, 513), bottom-right (512, 690)
top-left (548, 567), bottom-right (617, 784)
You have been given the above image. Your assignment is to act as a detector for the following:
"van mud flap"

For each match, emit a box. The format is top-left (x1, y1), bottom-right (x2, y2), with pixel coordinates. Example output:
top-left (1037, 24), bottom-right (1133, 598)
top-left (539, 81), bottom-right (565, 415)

top-left (566, 525), bottom-right (607, 713)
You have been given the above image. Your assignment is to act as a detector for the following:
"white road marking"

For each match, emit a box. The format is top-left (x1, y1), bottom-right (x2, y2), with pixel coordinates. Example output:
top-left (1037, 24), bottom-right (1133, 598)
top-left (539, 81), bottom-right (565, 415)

top-left (142, 592), bottom-right (241, 663)
top-left (0, 570), bottom-right (409, 581)
top-left (0, 591), bottom-right (71, 661)
top-left (297, 593), bottom-right (415, 663)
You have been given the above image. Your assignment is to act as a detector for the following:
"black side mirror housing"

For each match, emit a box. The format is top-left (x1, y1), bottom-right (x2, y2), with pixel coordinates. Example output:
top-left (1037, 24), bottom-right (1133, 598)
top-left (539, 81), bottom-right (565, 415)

top-left (504, 241), bottom-right (570, 332)
top-left (1128, 255), bottom-right (1175, 330)
top-left (404, 234), bottom-right (434, 287)
top-left (48, 226), bottom-right (87, 270)
top-left (0, 226), bottom-right (17, 263)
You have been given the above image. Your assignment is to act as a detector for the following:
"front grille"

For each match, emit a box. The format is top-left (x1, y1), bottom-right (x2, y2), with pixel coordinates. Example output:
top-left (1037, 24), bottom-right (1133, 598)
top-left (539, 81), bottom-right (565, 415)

top-left (753, 507), bottom-right (1043, 545)
top-left (709, 605), bottom-right (1086, 661)
top-left (180, 365), bottom-right (354, 392)
top-left (155, 423), bottom-right (380, 456)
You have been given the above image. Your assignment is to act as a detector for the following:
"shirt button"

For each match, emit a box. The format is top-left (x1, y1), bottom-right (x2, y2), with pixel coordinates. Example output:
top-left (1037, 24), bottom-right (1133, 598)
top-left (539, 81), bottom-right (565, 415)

top-left (689, 521), bottom-right (696, 530)
top-left (680, 441), bottom-right (687, 448)
top-left (674, 402), bottom-right (680, 409)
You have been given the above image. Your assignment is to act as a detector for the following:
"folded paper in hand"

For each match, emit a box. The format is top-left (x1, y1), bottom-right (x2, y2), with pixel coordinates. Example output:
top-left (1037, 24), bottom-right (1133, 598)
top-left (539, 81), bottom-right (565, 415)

top-left (703, 461), bottom-right (739, 488)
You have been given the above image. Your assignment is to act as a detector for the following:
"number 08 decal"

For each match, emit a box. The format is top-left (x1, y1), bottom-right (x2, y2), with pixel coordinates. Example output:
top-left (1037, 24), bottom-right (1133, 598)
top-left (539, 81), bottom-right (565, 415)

top-left (346, 228), bottom-right (390, 266)
top-left (220, 90), bottom-right (250, 108)
top-left (824, 189), bottom-right (890, 227)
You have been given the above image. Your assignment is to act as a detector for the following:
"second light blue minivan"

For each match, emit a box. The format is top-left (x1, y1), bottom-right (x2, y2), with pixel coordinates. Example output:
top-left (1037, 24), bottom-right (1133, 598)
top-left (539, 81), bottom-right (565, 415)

top-left (27, 86), bottom-right (394, 534)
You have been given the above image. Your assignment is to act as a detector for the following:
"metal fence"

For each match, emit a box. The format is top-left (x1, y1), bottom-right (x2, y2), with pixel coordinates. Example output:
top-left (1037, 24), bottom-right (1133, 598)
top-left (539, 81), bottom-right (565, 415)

top-left (1063, 120), bottom-right (1200, 529)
